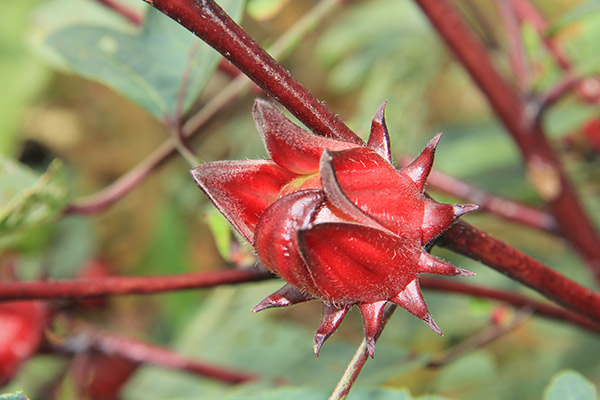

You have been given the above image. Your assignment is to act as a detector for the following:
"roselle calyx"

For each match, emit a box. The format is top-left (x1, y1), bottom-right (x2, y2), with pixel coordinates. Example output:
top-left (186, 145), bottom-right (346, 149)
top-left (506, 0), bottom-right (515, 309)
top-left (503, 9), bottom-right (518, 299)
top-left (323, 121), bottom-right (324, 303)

top-left (191, 99), bottom-right (477, 357)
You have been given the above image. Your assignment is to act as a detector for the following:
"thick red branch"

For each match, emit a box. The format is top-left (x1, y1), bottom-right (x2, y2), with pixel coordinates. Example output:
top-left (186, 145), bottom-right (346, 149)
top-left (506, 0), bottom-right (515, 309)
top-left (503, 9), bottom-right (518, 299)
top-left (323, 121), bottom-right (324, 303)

top-left (0, 269), bottom-right (272, 302)
top-left (147, 0), bottom-right (361, 144)
top-left (440, 221), bottom-right (600, 324)
top-left (414, 0), bottom-right (600, 283)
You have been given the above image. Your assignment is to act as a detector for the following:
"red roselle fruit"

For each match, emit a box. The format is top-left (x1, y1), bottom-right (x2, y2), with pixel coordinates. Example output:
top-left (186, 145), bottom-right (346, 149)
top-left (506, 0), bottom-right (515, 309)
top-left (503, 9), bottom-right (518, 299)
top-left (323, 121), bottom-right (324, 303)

top-left (0, 301), bottom-right (48, 386)
top-left (192, 100), bottom-right (477, 357)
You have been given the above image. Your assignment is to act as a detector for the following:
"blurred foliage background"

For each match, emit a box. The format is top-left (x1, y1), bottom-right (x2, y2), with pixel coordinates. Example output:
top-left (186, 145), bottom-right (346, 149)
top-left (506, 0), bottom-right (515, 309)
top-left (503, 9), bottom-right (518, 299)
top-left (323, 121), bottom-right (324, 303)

top-left (1, 0), bottom-right (599, 398)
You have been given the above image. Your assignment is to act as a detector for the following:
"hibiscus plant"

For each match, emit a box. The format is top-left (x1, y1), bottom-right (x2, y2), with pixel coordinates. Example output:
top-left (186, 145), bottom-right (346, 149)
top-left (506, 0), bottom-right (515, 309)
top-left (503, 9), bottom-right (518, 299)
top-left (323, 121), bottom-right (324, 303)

top-left (1, 0), bottom-right (600, 399)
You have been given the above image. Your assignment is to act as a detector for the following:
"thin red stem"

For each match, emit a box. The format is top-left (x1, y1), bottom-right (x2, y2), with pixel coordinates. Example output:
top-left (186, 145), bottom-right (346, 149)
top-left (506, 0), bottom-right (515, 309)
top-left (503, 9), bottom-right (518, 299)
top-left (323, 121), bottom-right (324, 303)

top-left (497, 0), bottom-right (529, 89)
top-left (329, 304), bottom-right (397, 400)
top-left (0, 269), bottom-right (272, 302)
top-left (402, 156), bottom-right (559, 233)
top-left (420, 277), bottom-right (600, 334)
top-left (510, 0), bottom-right (570, 69)
top-left (57, 325), bottom-right (258, 384)
top-left (512, 0), bottom-right (600, 104)
top-left (440, 221), bottom-right (600, 324)
top-left (414, 0), bottom-right (600, 284)
top-left (148, 0), bottom-right (361, 145)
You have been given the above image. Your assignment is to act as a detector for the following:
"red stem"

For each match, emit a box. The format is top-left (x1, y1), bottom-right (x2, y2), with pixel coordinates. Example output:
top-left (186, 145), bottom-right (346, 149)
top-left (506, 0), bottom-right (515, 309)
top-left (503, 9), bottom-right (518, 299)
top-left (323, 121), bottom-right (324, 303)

top-left (420, 277), bottom-right (600, 334)
top-left (497, 0), bottom-right (529, 89)
top-left (0, 269), bottom-right (272, 301)
top-left (413, 0), bottom-right (600, 284)
top-left (61, 325), bottom-right (258, 384)
top-left (402, 155), bottom-right (559, 233)
top-left (440, 221), bottom-right (600, 324)
top-left (147, 0), bottom-right (361, 145)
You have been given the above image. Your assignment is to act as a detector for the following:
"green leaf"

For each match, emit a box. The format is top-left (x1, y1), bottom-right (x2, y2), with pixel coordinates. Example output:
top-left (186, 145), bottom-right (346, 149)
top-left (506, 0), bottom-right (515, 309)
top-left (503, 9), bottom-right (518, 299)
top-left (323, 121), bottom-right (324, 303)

top-left (544, 370), bottom-right (598, 400)
top-left (0, 158), bottom-right (68, 244)
top-left (44, 0), bottom-right (244, 119)
top-left (204, 210), bottom-right (232, 262)
top-left (0, 0), bottom-right (51, 156)
top-left (247, 0), bottom-right (289, 21)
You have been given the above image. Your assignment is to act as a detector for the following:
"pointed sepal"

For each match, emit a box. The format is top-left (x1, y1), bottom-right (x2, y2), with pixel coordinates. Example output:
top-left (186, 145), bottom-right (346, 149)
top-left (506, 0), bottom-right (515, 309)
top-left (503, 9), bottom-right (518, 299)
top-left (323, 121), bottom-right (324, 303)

top-left (253, 99), bottom-right (357, 174)
top-left (390, 279), bottom-right (442, 335)
top-left (402, 133), bottom-right (442, 192)
top-left (313, 303), bottom-right (351, 357)
top-left (367, 101), bottom-right (392, 163)
top-left (191, 160), bottom-right (297, 243)
top-left (418, 251), bottom-right (475, 277)
top-left (358, 301), bottom-right (387, 358)
top-left (252, 284), bottom-right (314, 313)
top-left (453, 203), bottom-right (479, 217)
top-left (422, 199), bottom-right (457, 244)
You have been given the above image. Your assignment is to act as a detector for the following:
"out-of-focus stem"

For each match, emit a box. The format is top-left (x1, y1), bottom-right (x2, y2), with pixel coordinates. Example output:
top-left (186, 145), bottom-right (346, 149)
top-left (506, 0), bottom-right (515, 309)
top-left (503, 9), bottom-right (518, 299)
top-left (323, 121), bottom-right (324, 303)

top-left (55, 324), bottom-right (258, 384)
top-left (414, 0), bottom-right (600, 284)
top-left (497, 0), bottom-right (529, 89)
top-left (420, 277), bottom-right (600, 334)
top-left (0, 269), bottom-right (272, 302)
top-left (402, 155), bottom-right (559, 233)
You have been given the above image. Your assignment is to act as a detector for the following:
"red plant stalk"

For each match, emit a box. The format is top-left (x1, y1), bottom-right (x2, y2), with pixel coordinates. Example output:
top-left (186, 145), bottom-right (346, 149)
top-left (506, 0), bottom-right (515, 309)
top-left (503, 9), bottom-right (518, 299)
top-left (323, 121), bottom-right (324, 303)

top-left (0, 269), bottom-right (271, 301)
top-left (413, 0), bottom-right (600, 283)
top-left (58, 325), bottom-right (258, 384)
top-left (511, 0), bottom-right (600, 104)
top-left (0, 268), bottom-right (597, 333)
top-left (420, 277), bottom-right (600, 334)
top-left (400, 155), bottom-right (559, 233)
top-left (143, 0), bottom-right (360, 145)
top-left (139, 0), bottom-right (600, 322)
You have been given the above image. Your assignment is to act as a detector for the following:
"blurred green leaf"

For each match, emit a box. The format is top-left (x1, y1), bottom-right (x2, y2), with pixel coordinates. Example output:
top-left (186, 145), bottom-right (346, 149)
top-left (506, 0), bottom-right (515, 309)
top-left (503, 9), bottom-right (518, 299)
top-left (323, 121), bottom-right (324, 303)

top-left (44, 0), bottom-right (243, 119)
top-left (544, 370), bottom-right (597, 400)
top-left (549, 1), bottom-right (600, 75)
top-left (316, 0), bottom-right (442, 141)
top-left (0, 0), bottom-right (51, 156)
top-left (0, 158), bottom-right (68, 244)
top-left (247, 0), bottom-right (289, 21)
top-left (204, 210), bottom-right (232, 262)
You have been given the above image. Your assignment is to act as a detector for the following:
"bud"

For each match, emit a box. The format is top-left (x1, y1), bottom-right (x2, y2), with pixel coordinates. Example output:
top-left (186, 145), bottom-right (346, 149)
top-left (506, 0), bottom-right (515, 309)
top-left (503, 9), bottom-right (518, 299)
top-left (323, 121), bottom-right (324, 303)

top-left (192, 100), bottom-right (477, 357)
